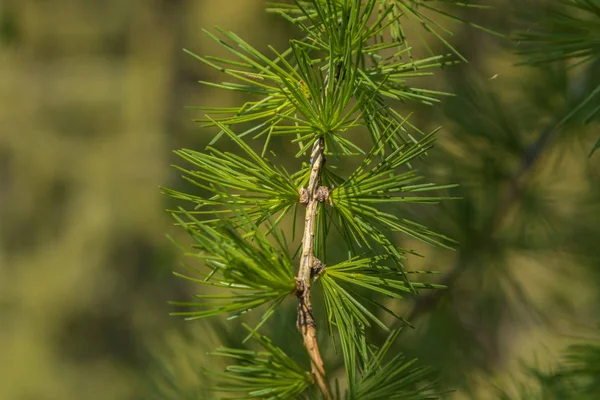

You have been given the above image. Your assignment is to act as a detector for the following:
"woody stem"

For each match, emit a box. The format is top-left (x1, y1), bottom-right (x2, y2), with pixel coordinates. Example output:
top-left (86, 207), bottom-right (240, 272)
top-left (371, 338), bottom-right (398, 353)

top-left (296, 136), bottom-right (332, 400)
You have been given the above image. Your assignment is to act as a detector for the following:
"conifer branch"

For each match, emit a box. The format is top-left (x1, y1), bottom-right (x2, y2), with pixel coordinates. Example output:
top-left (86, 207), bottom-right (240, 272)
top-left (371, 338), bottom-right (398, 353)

top-left (296, 136), bottom-right (332, 400)
top-left (162, 1), bottom-right (491, 397)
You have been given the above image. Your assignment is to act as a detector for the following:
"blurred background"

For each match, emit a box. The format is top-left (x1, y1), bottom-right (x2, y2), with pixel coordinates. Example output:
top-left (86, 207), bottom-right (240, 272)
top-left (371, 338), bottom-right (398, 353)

top-left (0, 1), bottom-right (598, 399)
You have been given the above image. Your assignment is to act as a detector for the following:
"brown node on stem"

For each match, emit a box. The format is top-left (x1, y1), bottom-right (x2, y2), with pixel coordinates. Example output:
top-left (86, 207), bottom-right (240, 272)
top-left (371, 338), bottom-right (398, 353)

top-left (316, 186), bottom-right (330, 203)
top-left (299, 187), bottom-right (309, 204)
top-left (311, 258), bottom-right (326, 278)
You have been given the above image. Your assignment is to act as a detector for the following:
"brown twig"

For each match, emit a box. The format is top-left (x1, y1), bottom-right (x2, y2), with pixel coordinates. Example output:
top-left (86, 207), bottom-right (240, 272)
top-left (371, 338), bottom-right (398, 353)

top-left (296, 136), bottom-right (332, 400)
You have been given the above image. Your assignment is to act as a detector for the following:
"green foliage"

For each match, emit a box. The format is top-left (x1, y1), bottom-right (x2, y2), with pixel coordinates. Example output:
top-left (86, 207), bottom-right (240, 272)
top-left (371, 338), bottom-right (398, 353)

top-left (330, 130), bottom-right (457, 250)
top-left (354, 329), bottom-right (442, 399)
top-left (533, 342), bottom-right (600, 398)
top-left (185, 26), bottom-right (365, 158)
top-left (382, 2), bottom-right (600, 390)
top-left (515, 0), bottom-right (600, 154)
top-left (207, 324), bottom-right (312, 399)
top-left (162, 0), bottom-right (487, 398)
top-left (168, 208), bottom-right (295, 326)
top-left (320, 255), bottom-right (443, 383)
top-left (190, 0), bottom-right (476, 158)
top-left (515, 0), bottom-right (600, 65)
top-left (499, 341), bottom-right (600, 399)
top-left (267, 0), bottom-right (498, 62)
top-left (163, 121), bottom-right (300, 227)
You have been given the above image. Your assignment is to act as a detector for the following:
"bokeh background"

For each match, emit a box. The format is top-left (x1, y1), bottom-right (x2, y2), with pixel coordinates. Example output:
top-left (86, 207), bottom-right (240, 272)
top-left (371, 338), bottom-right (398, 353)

top-left (1, 1), bottom-right (599, 399)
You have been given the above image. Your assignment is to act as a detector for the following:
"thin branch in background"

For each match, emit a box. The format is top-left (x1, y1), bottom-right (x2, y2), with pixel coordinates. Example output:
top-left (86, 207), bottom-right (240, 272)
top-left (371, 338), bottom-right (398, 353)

top-left (407, 118), bottom-right (558, 323)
